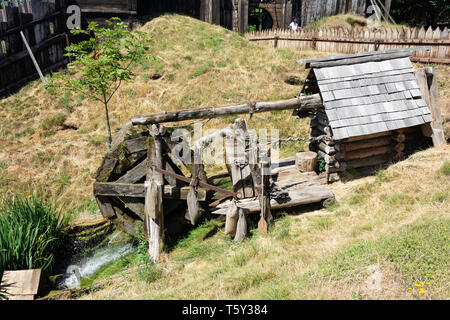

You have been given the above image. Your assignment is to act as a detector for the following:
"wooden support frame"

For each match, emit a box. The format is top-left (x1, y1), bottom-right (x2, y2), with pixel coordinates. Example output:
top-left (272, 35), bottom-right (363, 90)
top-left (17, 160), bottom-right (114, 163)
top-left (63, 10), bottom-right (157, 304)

top-left (145, 124), bottom-right (165, 263)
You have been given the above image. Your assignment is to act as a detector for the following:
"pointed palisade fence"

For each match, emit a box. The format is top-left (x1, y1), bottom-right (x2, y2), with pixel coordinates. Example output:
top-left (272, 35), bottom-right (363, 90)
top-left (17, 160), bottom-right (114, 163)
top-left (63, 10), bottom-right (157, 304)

top-left (245, 26), bottom-right (450, 64)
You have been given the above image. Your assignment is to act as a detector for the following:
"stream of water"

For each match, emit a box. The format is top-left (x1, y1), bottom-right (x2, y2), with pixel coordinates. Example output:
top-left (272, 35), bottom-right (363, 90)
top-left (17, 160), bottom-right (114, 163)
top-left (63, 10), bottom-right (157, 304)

top-left (58, 231), bottom-right (136, 289)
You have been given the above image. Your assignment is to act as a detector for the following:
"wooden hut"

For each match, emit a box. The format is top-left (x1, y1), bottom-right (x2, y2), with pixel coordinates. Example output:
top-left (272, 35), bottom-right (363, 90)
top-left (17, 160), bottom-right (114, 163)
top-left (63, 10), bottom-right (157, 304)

top-left (294, 49), bottom-right (443, 182)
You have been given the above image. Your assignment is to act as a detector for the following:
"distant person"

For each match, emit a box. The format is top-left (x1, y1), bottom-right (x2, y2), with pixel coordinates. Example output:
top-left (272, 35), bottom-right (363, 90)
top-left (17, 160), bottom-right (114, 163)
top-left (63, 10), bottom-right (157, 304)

top-left (289, 18), bottom-right (300, 31)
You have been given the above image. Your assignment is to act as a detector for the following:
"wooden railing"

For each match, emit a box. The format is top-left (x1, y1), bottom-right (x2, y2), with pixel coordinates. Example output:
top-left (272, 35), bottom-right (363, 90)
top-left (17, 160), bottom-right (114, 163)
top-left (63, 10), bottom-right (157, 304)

top-left (0, 0), bottom-right (68, 97)
top-left (245, 26), bottom-right (450, 64)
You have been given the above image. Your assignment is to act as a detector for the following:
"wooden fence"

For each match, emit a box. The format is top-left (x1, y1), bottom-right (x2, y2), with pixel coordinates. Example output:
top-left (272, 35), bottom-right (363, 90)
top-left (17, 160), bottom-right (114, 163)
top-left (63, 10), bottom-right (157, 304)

top-left (0, 0), bottom-right (68, 97)
top-left (245, 26), bottom-right (450, 64)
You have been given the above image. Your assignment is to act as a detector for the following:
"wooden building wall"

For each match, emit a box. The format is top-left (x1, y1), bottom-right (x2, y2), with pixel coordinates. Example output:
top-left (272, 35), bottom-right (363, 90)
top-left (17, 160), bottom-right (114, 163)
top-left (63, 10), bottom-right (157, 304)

top-left (300, 0), bottom-right (367, 27)
top-left (0, 0), bottom-right (68, 97)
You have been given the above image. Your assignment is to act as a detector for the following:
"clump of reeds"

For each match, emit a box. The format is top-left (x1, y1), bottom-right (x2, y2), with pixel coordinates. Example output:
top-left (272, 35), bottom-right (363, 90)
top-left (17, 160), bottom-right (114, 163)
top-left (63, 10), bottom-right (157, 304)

top-left (0, 195), bottom-right (69, 278)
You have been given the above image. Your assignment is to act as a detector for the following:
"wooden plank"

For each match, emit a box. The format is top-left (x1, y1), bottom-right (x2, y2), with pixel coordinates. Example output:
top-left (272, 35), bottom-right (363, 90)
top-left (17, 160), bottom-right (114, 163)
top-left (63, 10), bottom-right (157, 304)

top-left (415, 68), bottom-right (445, 146)
top-left (1, 269), bottom-right (42, 300)
top-left (119, 196), bottom-right (144, 220)
top-left (211, 185), bottom-right (334, 215)
top-left (95, 196), bottom-right (117, 218)
top-left (132, 96), bottom-right (323, 125)
top-left (115, 160), bottom-right (147, 183)
top-left (123, 136), bottom-right (147, 153)
top-left (297, 48), bottom-right (420, 68)
top-left (93, 182), bottom-right (207, 201)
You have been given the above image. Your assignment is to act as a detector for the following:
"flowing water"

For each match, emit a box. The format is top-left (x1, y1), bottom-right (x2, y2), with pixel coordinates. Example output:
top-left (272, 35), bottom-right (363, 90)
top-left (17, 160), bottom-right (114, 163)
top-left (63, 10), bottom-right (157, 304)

top-left (58, 230), bottom-right (136, 289)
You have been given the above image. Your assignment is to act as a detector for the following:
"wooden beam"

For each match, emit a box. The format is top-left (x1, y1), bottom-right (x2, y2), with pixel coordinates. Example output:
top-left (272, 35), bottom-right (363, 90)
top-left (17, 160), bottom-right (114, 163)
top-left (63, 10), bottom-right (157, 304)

top-left (339, 136), bottom-right (392, 152)
top-left (131, 95), bottom-right (322, 125)
top-left (415, 67), bottom-right (445, 146)
top-left (296, 47), bottom-right (430, 68)
top-left (211, 186), bottom-right (334, 215)
top-left (146, 124), bottom-right (165, 263)
top-left (93, 182), bottom-right (207, 201)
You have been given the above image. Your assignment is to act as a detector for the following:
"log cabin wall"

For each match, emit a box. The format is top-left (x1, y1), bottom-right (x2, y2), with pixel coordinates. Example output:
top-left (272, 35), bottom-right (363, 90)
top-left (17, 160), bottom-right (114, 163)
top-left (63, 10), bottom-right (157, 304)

top-left (309, 114), bottom-right (430, 182)
top-left (0, 0), bottom-right (68, 97)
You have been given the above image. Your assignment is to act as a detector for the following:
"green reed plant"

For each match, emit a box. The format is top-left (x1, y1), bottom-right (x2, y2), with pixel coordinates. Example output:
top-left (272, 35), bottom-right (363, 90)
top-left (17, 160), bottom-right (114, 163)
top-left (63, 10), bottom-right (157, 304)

top-left (0, 195), bottom-right (69, 278)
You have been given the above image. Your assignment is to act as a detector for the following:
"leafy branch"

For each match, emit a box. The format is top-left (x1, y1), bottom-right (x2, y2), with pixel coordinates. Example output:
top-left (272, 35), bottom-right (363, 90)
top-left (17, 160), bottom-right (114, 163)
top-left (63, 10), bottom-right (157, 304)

top-left (46, 18), bottom-right (152, 150)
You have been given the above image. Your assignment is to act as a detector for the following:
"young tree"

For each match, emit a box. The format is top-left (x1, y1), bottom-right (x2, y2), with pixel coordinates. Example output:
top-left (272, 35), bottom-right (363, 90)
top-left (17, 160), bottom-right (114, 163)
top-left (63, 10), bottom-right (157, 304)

top-left (46, 18), bottom-right (151, 150)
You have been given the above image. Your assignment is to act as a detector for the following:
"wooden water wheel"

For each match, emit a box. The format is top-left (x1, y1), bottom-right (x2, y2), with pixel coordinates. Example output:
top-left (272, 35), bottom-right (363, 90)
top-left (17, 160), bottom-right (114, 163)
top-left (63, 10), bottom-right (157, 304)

top-left (93, 123), bottom-right (210, 238)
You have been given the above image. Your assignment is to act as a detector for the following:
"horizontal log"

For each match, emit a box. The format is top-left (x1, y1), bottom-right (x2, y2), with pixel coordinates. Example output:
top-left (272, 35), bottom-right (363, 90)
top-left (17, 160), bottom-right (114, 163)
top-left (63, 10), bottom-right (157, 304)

top-left (93, 182), bottom-right (207, 201)
top-left (311, 121), bottom-right (331, 136)
top-left (132, 95), bottom-right (323, 125)
top-left (339, 131), bottom-right (393, 143)
top-left (339, 136), bottom-right (393, 153)
top-left (297, 47), bottom-right (429, 68)
top-left (328, 153), bottom-right (393, 172)
top-left (336, 145), bottom-right (393, 161)
top-left (317, 150), bottom-right (336, 164)
top-left (318, 141), bottom-right (337, 154)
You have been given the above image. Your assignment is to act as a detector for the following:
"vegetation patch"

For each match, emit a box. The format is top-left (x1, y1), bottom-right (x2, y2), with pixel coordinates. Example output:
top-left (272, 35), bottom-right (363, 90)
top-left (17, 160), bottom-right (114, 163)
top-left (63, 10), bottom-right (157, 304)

top-left (315, 218), bottom-right (449, 298)
top-left (0, 195), bottom-right (69, 278)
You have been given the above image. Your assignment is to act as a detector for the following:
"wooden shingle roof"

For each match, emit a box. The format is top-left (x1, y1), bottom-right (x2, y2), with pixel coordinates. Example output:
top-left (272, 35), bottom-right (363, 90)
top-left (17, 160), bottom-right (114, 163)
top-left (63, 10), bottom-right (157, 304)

top-left (298, 49), bottom-right (433, 140)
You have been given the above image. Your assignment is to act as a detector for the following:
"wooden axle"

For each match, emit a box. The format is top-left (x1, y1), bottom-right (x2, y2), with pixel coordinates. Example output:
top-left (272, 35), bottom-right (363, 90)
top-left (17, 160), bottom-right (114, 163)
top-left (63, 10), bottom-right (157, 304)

top-left (132, 95), bottom-right (323, 125)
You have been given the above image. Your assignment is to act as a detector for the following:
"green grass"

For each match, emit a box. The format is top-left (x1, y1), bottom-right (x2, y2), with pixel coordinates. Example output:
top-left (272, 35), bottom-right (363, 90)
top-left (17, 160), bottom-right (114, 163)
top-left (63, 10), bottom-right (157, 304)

top-left (41, 113), bottom-right (67, 130)
top-left (308, 216), bottom-right (333, 230)
top-left (439, 161), bottom-right (450, 176)
top-left (0, 195), bottom-right (69, 278)
top-left (315, 218), bottom-right (449, 293)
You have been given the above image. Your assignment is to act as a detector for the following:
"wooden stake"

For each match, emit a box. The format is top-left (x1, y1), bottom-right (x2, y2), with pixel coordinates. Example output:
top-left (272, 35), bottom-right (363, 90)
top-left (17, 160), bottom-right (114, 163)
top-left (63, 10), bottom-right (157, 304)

top-left (20, 31), bottom-right (46, 85)
top-left (233, 207), bottom-right (248, 242)
top-left (258, 161), bottom-right (271, 234)
top-left (145, 124), bottom-right (165, 263)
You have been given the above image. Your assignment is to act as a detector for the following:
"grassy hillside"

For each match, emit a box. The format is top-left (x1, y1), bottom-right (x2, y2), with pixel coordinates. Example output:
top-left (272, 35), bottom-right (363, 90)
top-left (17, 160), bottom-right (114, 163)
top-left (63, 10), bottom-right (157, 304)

top-left (305, 13), bottom-right (408, 30)
top-left (0, 14), bottom-right (331, 218)
top-left (0, 14), bottom-right (449, 300)
top-left (74, 146), bottom-right (449, 300)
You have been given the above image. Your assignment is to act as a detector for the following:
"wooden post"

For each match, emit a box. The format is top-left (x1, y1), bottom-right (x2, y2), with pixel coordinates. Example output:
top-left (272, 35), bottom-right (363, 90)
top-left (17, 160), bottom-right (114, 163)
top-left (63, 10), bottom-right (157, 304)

top-left (258, 160), bottom-right (271, 234)
top-left (145, 124), bottom-right (165, 263)
top-left (224, 200), bottom-right (239, 235)
top-left (186, 148), bottom-right (204, 225)
top-left (233, 207), bottom-right (248, 242)
top-left (415, 67), bottom-right (445, 146)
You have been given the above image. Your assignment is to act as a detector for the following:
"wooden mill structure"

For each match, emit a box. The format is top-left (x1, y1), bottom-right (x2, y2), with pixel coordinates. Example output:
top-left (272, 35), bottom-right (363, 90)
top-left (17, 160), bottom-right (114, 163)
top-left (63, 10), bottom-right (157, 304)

top-left (93, 48), bottom-right (443, 262)
top-left (93, 95), bottom-right (335, 262)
